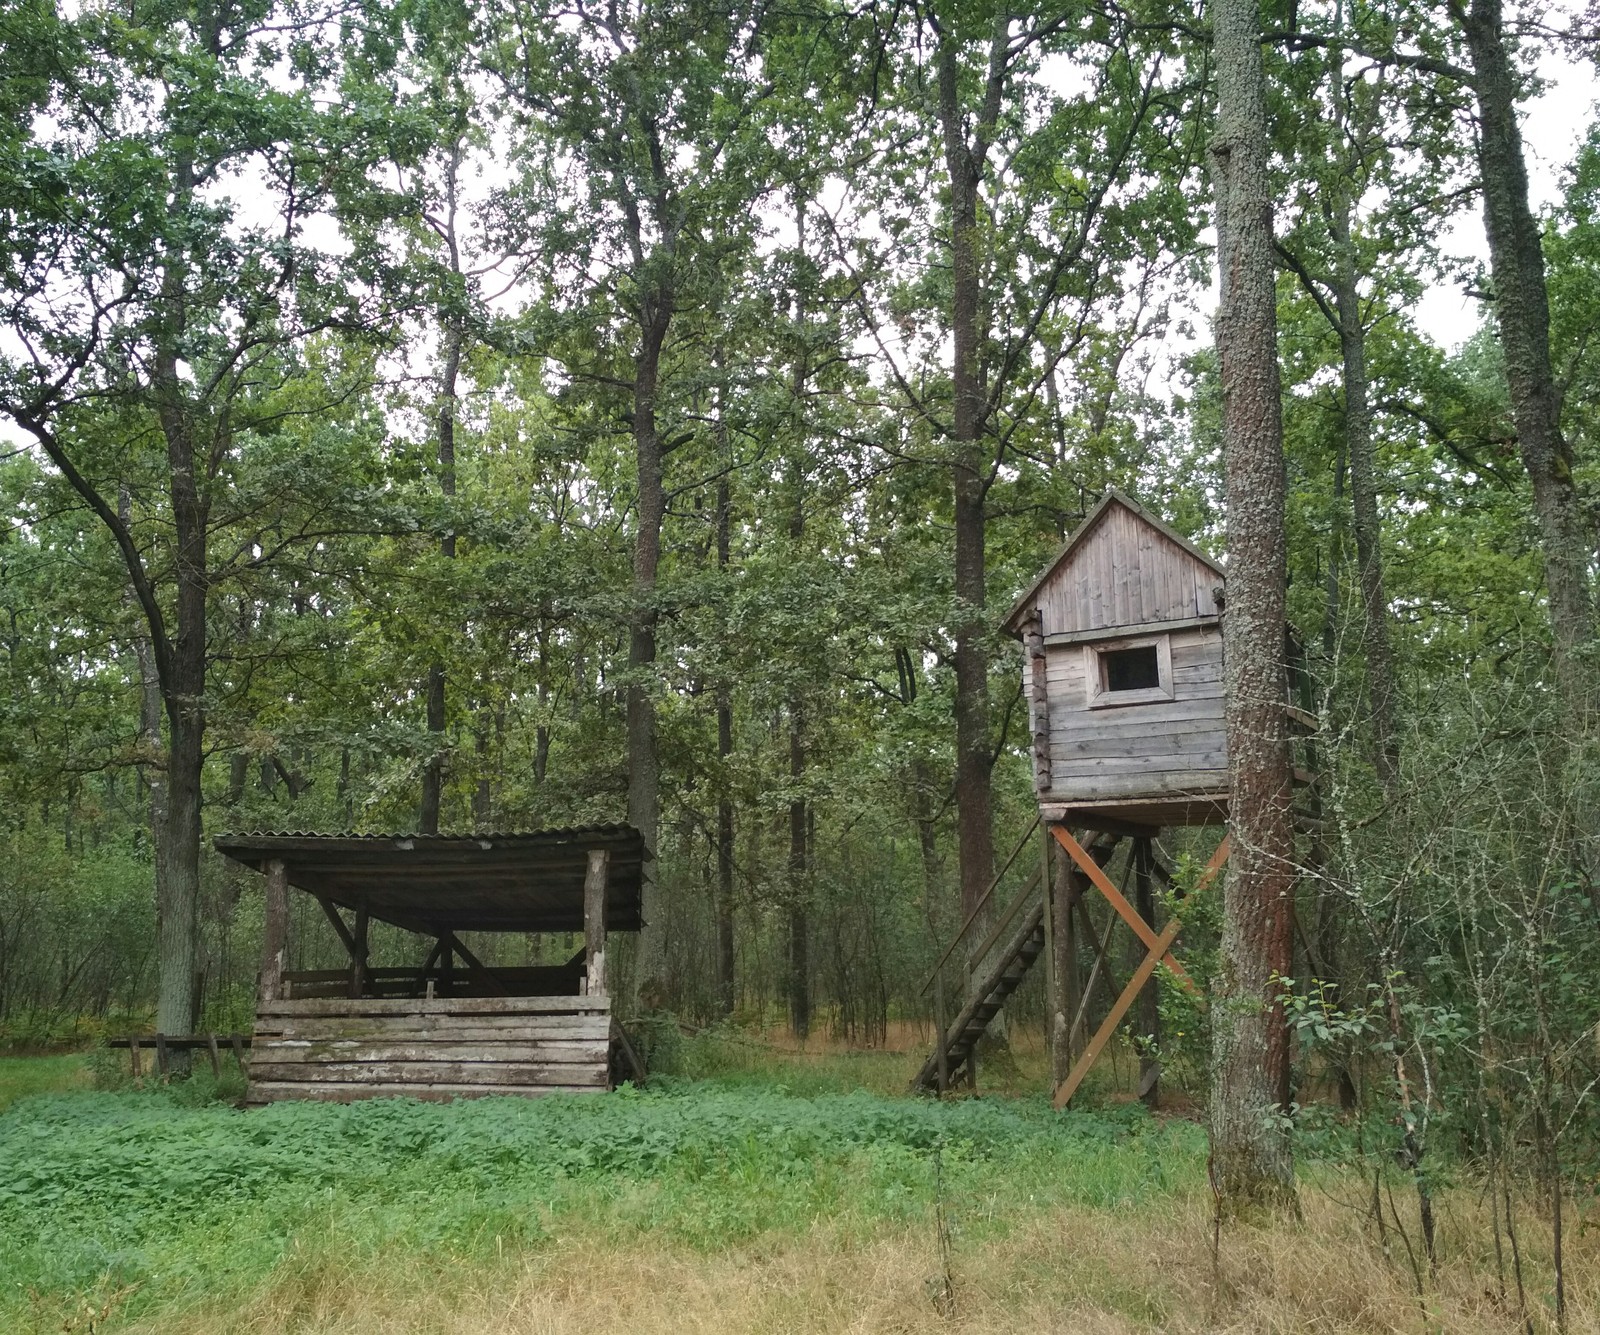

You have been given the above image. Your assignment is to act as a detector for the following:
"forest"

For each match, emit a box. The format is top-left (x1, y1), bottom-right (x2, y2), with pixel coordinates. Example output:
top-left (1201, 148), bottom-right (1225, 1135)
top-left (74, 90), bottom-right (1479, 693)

top-left (2, 0), bottom-right (1599, 1329)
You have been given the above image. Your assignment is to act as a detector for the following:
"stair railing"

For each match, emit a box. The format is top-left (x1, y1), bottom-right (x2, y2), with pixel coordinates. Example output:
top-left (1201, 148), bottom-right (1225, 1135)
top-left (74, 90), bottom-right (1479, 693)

top-left (918, 815), bottom-right (1043, 1091)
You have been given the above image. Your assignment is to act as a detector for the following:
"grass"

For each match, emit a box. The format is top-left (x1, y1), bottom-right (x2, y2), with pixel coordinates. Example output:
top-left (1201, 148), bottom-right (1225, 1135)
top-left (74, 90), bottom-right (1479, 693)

top-left (0, 1037), bottom-right (1591, 1333)
top-left (0, 1051), bottom-right (89, 1110)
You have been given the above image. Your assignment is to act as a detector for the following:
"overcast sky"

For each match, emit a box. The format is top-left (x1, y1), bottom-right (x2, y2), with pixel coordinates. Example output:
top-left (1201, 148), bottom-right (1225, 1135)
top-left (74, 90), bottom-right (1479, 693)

top-left (1413, 49), bottom-right (1599, 348)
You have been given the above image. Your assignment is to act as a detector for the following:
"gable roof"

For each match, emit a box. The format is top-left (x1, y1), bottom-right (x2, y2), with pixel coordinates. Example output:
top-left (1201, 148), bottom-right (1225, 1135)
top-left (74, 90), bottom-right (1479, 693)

top-left (1001, 488), bottom-right (1226, 636)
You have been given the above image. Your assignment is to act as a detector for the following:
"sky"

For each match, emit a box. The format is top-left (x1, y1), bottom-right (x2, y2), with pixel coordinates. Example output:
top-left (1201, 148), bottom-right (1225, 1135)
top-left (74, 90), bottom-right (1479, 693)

top-left (1412, 48), bottom-right (1600, 349)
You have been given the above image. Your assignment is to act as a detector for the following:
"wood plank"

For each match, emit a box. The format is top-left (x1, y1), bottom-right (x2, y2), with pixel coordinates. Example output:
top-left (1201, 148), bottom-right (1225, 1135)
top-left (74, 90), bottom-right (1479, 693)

top-left (584, 848), bottom-right (609, 997)
top-left (252, 1017), bottom-right (612, 1041)
top-left (247, 1082), bottom-right (605, 1103)
top-left (255, 1040), bottom-right (611, 1064)
top-left (1058, 730), bottom-right (1228, 761)
top-left (256, 996), bottom-right (610, 1017)
top-left (248, 1061), bottom-right (609, 1086)
top-left (1054, 749), bottom-right (1228, 777)
top-left (1048, 769), bottom-right (1231, 800)
top-left (1052, 709), bottom-right (1224, 746)
top-left (1051, 695), bottom-right (1223, 735)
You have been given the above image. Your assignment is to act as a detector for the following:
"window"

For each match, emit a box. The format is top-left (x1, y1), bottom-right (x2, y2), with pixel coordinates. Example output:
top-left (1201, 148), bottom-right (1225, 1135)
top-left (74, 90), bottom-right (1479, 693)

top-left (1102, 644), bottom-right (1160, 693)
top-left (1083, 634), bottom-right (1173, 708)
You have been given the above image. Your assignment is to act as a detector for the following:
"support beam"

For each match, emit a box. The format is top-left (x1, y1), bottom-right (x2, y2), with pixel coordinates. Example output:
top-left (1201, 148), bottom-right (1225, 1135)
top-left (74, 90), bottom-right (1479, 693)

top-left (259, 857), bottom-right (290, 1006)
top-left (1054, 917), bottom-right (1182, 1109)
top-left (442, 932), bottom-right (509, 996)
top-left (1134, 838), bottom-right (1161, 1108)
top-left (350, 905), bottom-right (369, 999)
top-left (584, 848), bottom-right (610, 997)
top-left (1052, 826), bottom-right (1194, 990)
top-left (315, 896), bottom-right (358, 957)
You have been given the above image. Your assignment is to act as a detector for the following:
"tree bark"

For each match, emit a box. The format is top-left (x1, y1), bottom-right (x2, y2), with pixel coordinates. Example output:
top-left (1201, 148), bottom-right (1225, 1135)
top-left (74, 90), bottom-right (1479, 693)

top-left (627, 293), bottom-right (671, 1005)
top-left (1462, 0), bottom-right (1594, 677)
top-left (1329, 209), bottom-right (1401, 792)
top-left (419, 162), bottom-right (465, 835)
top-left (1209, 0), bottom-right (1297, 1207)
top-left (715, 472), bottom-right (736, 1018)
top-left (934, 18), bottom-right (1005, 961)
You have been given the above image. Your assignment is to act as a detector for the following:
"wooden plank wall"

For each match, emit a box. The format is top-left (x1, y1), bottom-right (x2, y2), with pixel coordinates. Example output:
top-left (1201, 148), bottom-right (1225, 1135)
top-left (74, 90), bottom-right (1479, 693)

top-left (1044, 625), bottom-right (1227, 802)
top-left (1037, 503), bottom-right (1220, 636)
top-left (248, 995), bottom-right (613, 1103)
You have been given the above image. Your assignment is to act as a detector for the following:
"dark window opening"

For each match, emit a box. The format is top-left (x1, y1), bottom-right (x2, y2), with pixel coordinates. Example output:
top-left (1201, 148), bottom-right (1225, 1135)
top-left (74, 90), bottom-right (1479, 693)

top-left (1102, 644), bottom-right (1161, 693)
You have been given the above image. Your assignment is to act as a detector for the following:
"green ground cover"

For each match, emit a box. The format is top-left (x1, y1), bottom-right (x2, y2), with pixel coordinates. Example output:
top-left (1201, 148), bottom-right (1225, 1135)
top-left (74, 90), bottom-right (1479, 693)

top-left (0, 1057), bottom-right (1198, 1332)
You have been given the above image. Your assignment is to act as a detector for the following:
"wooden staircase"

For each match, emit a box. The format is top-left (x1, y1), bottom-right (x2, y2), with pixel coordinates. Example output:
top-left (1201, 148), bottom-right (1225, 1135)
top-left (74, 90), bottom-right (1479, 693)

top-left (912, 900), bottom-right (1045, 1092)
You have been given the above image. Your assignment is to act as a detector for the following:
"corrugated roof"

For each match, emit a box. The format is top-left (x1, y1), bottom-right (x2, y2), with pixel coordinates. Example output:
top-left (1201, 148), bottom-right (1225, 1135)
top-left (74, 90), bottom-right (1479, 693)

top-left (213, 826), bottom-right (648, 936)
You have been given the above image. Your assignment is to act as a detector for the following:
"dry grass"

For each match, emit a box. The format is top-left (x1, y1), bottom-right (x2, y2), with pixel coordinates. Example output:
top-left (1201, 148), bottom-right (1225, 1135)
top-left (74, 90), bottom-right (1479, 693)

top-left (115, 1184), bottom-right (1596, 1335)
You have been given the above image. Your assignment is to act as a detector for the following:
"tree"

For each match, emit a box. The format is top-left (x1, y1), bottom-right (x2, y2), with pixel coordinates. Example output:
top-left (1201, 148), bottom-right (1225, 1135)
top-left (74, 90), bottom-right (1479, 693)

top-left (1208, 0), bottom-right (1298, 1206)
top-left (0, 1), bottom-right (400, 1038)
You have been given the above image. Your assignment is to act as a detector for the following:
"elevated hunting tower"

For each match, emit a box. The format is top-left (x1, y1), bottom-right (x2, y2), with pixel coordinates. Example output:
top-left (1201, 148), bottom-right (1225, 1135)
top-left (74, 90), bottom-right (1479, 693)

top-left (915, 491), bottom-right (1275, 1107)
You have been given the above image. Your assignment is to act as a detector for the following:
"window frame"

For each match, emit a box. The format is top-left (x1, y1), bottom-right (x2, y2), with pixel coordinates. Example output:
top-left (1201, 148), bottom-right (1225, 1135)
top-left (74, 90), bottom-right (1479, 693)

top-left (1082, 633), bottom-right (1174, 709)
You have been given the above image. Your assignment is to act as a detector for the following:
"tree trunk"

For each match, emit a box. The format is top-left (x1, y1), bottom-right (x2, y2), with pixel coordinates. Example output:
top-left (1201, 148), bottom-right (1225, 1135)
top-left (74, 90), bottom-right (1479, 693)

top-left (1463, 0), bottom-right (1594, 681)
top-left (1329, 214), bottom-right (1401, 793)
top-left (787, 703), bottom-right (810, 1039)
top-left (627, 294), bottom-right (671, 1007)
top-left (715, 473), bottom-right (736, 1018)
top-left (419, 320), bottom-right (463, 835)
top-left (935, 22), bottom-right (1003, 957)
top-left (1209, 0), bottom-right (1297, 1207)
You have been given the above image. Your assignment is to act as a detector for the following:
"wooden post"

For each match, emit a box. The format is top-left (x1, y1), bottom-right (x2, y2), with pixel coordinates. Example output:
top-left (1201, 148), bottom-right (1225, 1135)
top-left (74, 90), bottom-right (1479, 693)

top-left (258, 857), bottom-right (290, 1007)
top-left (129, 1036), bottom-right (142, 1079)
top-left (1041, 822), bottom-right (1055, 1065)
top-left (584, 848), bottom-right (609, 997)
top-left (934, 968), bottom-right (950, 1094)
top-left (206, 1032), bottom-right (221, 1079)
top-left (1023, 612), bottom-right (1053, 792)
top-left (350, 905), bottom-right (369, 999)
top-left (1134, 838), bottom-right (1161, 1108)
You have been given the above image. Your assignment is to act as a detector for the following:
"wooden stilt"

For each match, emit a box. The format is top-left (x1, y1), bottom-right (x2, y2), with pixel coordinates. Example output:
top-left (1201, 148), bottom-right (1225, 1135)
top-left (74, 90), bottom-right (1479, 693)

top-left (1134, 838), bottom-right (1161, 1108)
top-left (129, 1036), bottom-right (142, 1079)
top-left (206, 1032), bottom-right (222, 1079)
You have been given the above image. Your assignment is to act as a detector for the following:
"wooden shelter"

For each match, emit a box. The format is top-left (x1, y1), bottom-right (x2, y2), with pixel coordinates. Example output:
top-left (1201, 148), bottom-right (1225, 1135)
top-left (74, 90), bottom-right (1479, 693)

top-left (215, 827), bottom-right (649, 1104)
top-left (917, 491), bottom-right (1311, 1108)
top-left (1001, 488), bottom-right (1229, 831)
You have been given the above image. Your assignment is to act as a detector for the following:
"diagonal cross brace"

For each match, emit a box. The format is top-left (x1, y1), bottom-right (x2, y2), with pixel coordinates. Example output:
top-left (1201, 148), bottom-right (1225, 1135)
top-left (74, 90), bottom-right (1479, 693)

top-left (1052, 826), bottom-right (1195, 992)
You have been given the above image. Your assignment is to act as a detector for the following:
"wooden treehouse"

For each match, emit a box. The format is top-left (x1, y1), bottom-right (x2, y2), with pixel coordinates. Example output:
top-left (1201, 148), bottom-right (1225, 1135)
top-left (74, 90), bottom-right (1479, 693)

top-left (915, 490), bottom-right (1312, 1106)
top-left (215, 826), bottom-right (649, 1104)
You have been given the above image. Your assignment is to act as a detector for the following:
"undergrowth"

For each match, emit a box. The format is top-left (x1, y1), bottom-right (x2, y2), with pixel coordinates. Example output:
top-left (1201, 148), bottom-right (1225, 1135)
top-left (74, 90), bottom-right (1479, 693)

top-left (0, 1079), bottom-right (1197, 1331)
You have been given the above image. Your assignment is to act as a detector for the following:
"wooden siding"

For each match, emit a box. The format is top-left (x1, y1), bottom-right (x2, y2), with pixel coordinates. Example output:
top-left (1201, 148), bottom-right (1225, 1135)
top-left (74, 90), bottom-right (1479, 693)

top-left (249, 995), bottom-right (613, 1104)
top-left (1034, 501), bottom-right (1221, 637)
top-left (1040, 624), bottom-right (1227, 807)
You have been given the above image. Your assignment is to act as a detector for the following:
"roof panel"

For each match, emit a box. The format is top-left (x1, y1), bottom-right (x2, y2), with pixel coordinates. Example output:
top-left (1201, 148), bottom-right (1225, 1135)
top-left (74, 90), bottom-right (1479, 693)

top-left (213, 827), bottom-right (649, 935)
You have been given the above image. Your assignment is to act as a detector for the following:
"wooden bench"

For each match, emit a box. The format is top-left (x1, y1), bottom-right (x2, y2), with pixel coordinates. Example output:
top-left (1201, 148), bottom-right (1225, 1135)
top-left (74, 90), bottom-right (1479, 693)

top-left (108, 1032), bottom-right (251, 1079)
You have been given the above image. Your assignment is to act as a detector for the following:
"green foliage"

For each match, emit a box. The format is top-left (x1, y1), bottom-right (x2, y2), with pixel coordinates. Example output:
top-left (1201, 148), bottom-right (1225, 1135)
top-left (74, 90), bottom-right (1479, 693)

top-left (0, 1079), bottom-right (1196, 1325)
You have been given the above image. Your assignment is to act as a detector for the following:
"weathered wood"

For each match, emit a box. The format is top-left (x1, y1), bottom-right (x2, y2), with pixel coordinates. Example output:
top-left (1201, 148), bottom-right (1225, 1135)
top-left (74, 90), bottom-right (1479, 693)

top-left (584, 848), bottom-right (609, 996)
top-left (1053, 915), bottom-right (1184, 1109)
top-left (259, 857), bottom-right (289, 1006)
top-left (249, 1061), bottom-right (610, 1086)
top-left (351, 905), bottom-right (369, 999)
top-left (206, 1032), bottom-right (221, 1078)
top-left (253, 1017), bottom-right (612, 1042)
top-left (439, 932), bottom-right (511, 997)
top-left (1023, 612), bottom-right (1053, 791)
top-left (248, 1081), bottom-right (605, 1103)
top-left (315, 896), bottom-right (358, 957)
top-left (257, 995), bottom-right (610, 1017)
top-left (129, 1036), bottom-right (142, 1077)
top-left (1052, 826), bottom-right (1192, 988)
top-left (254, 1040), bottom-right (612, 1064)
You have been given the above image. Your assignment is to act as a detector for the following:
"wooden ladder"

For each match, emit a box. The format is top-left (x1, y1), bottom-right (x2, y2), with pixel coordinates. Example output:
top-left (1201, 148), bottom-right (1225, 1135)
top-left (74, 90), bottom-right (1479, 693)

top-left (912, 899), bottom-right (1047, 1092)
